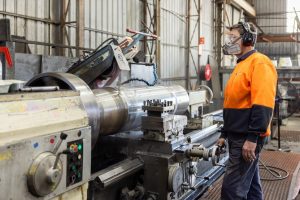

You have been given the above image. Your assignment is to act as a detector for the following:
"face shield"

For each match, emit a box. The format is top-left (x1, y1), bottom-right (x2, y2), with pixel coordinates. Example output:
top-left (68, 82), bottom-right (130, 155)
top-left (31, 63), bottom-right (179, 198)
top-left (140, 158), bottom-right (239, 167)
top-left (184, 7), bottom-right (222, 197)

top-left (222, 34), bottom-right (242, 55)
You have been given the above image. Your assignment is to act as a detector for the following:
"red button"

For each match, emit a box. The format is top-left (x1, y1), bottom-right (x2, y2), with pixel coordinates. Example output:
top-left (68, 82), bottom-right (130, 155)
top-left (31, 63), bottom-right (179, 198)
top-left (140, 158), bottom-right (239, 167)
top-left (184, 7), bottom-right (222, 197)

top-left (74, 146), bottom-right (78, 152)
top-left (50, 138), bottom-right (55, 144)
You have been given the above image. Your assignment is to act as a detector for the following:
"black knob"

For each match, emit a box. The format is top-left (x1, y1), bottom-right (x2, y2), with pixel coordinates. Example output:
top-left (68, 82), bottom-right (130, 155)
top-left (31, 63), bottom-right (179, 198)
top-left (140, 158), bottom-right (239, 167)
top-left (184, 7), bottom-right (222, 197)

top-left (60, 132), bottom-right (68, 140)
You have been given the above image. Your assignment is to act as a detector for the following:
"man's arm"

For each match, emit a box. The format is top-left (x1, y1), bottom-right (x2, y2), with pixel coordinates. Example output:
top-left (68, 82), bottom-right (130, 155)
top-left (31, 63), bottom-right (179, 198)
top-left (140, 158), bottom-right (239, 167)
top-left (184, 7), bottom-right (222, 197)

top-left (247, 62), bottom-right (277, 142)
top-left (243, 61), bottom-right (277, 162)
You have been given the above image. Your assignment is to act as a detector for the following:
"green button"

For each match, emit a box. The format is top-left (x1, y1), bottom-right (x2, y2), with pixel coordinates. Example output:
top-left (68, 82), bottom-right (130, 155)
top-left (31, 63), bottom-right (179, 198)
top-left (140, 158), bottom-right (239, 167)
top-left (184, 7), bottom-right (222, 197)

top-left (72, 165), bottom-right (76, 171)
top-left (77, 172), bottom-right (81, 178)
top-left (78, 144), bottom-right (82, 151)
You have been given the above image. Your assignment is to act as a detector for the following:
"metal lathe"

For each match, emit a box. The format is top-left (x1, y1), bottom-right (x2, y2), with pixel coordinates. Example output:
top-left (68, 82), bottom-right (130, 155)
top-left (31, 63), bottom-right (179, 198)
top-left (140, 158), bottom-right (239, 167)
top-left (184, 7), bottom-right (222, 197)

top-left (0, 71), bottom-right (227, 200)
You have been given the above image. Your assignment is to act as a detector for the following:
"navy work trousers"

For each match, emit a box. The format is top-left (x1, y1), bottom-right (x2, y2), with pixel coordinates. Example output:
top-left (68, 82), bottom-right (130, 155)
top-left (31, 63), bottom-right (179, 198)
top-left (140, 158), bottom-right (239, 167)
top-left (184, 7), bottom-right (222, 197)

top-left (221, 133), bottom-right (265, 200)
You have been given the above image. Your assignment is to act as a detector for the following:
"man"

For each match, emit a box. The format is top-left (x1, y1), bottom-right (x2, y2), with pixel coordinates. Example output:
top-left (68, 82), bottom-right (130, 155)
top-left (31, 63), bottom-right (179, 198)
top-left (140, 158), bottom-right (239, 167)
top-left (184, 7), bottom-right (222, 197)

top-left (217, 22), bottom-right (277, 200)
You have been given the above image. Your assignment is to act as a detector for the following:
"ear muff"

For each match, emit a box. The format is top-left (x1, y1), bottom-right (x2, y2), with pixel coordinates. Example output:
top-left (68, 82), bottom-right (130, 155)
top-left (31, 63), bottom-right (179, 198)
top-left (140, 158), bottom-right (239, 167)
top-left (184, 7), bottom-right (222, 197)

top-left (242, 31), bottom-right (255, 46)
top-left (239, 22), bottom-right (257, 46)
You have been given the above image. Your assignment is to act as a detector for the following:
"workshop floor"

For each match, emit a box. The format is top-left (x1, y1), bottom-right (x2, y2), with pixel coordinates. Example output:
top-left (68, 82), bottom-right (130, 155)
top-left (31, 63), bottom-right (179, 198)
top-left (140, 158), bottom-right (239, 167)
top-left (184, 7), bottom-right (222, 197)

top-left (199, 116), bottom-right (300, 200)
top-left (265, 116), bottom-right (300, 153)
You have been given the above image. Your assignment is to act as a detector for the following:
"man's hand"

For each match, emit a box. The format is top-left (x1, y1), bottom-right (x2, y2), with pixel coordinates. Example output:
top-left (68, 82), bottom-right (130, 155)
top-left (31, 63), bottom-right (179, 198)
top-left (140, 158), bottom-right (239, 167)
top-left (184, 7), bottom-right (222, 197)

top-left (216, 138), bottom-right (226, 147)
top-left (242, 140), bottom-right (257, 162)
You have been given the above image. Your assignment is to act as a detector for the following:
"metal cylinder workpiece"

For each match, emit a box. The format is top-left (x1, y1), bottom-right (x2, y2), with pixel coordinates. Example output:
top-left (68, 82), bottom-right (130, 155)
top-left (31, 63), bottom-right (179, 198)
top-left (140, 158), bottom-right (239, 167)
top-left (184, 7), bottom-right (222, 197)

top-left (26, 72), bottom-right (189, 148)
top-left (93, 85), bottom-right (189, 135)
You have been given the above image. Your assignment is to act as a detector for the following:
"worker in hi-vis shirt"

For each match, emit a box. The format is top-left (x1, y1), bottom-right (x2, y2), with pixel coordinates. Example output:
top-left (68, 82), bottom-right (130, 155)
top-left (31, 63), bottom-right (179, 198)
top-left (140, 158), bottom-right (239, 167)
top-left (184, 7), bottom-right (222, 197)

top-left (217, 22), bottom-right (277, 200)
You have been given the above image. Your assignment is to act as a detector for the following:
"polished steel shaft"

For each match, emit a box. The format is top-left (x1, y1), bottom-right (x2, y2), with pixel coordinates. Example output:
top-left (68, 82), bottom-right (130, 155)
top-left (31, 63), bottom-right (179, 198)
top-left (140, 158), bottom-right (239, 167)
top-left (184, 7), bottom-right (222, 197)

top-left (93, 85), bottom-right (189, 135)
top-left (26, 72), bottom-right (189, 147)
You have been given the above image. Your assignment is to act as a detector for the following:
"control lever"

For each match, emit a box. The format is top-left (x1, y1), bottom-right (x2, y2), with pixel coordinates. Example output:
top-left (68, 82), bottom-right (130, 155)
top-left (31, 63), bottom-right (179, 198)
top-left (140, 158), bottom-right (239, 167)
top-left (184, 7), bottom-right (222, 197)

top-left (47, 133), bottom-right (70, 184)
top-left (53, 149), bottom-right (71, 169)
top-left (46, 150), bottom-right (71, 184)
top-left (52, 132), bottom-right (68, 154)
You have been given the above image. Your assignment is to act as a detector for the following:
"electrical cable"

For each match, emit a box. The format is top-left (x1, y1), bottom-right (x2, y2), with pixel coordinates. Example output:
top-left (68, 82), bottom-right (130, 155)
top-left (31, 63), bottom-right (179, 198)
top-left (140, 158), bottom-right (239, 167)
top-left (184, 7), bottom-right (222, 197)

top-left (194, 158), bottom-right (289, 182)
top-left (121, 64), bottom-right (158, 86)
top-left (121, 78), bottom-right (154, 86)
top-left (259, 159), bottom-right (289, 181)
top-left (196, 85), bottom-right (214, 103)
top-left (94, 38), bottom-right (119, 51)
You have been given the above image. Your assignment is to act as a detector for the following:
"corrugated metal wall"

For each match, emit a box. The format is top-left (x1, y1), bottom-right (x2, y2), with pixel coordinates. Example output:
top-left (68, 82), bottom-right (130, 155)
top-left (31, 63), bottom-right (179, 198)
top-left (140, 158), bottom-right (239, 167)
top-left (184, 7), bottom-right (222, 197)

top-left (253, 0), bottom-right (300, 57)
top-left (160, 0), bottom-right (215, 87)
top-left (0, 0), bottom-right (137, 55)
top-left (0, 0), bottom-right (53, 55)
top-left (65, 0), bottom-right (128, 56)
top-left (253, 0), bottom-right (287, 33)
top-left (0, 0), bottom-right (216, 88)
top-left (160, 0), bottom-right (187, 87)
top-left (200, 0), bottom-right (214, 66)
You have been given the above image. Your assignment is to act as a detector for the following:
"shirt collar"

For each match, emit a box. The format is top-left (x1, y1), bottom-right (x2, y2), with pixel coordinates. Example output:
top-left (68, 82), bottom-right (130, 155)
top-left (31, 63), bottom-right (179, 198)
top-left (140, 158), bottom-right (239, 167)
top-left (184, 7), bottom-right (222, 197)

top-left (237, 49), bottom-right (257, 63)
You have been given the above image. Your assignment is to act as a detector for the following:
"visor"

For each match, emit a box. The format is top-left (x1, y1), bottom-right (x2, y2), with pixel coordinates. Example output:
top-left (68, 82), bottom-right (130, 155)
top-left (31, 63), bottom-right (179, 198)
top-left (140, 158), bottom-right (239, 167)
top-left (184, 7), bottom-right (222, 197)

top-left (224, 34), bottom-right (242, 45)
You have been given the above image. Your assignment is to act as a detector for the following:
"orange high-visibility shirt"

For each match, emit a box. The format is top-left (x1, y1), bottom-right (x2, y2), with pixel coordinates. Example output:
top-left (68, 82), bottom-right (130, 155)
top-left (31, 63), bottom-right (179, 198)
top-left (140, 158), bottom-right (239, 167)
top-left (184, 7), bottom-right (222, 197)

top-left (222, 50), bottom-right (277, 142)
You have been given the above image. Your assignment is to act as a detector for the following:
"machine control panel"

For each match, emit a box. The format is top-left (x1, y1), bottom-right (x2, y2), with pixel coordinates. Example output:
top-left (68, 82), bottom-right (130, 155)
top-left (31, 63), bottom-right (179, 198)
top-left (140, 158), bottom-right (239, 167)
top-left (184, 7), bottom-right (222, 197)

top-left (66, 139), bottom-right (83, 186)
top-left (0, 126), bottom-right (92, 200)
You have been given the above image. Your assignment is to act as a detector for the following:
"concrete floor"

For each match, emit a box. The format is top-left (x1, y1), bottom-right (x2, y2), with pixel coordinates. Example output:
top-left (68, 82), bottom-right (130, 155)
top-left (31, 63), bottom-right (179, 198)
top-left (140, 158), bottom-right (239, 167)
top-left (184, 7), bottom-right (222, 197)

top-left (265, 116), bottom-right (300, 153)
top-left (264, 140), bottom-right (300, 153)
top-left (281, 116), bottom-right (300, 131)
